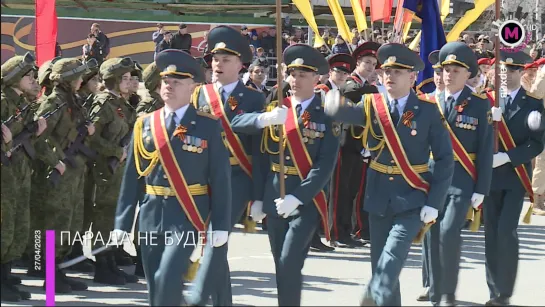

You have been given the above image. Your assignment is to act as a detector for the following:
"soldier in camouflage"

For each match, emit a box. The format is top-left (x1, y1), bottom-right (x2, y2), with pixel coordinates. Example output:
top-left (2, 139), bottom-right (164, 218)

top-left (37, 57), bottom-right (61, 98)
top-left (29, 58), bottom-right (97, 293)
top-left (126, 61), bottom-right (143, 109)
top-left (135, 62), bottom-right (164, 116)
top-left (87, 57), bottom-right (138, 285)
top-left (1, 52), bottom-right (46, 302)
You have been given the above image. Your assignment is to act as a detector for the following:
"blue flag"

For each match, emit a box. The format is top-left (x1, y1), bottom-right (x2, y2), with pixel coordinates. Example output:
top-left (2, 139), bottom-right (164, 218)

top-left (403, 0), bottom-right (446, 94)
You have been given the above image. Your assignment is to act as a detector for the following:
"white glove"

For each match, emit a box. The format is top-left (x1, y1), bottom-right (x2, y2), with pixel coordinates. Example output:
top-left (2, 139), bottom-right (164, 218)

top-left (491, 106), bottom-right (502, 122)
top-left (211, 231), bottom-right (229, 247)
top-left (109, 229), bottom-right (129, 246)
top-left (492, 152), bottom-right (510, 168)
top-left (324, 88), bottom-right (341, 116)
top-left (527, 110), bottom-right (542, 131)
top-left (470, 193), bottom-right (485, 210)
top-left (250, 200), bottom-right (266, 221)
top-left (257, 106), bottom-right (288, 127)
top-left (275, 194), bottom-right (302, 218)
top-left (420, 206), bottom-right (438, 224)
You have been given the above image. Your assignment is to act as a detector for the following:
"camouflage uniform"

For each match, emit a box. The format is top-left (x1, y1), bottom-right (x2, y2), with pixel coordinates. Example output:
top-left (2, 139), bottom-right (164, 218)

top-left (30, 58), bottom-right (97, 293)
top-left (1, 53), bottom-right (39, 302)
top-left (135, 62), bottom-right (164, 115)
top-left (87, 57), bottom-right (138, 285)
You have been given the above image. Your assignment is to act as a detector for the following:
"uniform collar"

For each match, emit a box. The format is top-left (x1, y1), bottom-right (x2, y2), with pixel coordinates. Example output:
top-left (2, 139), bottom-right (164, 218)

top-left (290, 95), bottom-right (315, 113)
top-left (163, 103), bottom-right (190, 125)
top-left (328, 78), bottom-right (339, 90)
top-left (444, 88), bottom-right (464, 102)
top-left (215, 80), bottom-right (239, 96)
top-left (506, 86), bottom-right (521, 100)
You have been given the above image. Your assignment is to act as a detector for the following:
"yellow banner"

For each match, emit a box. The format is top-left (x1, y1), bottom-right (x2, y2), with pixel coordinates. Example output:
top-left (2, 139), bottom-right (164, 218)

top-left (350, 0), bottom-right (368, 32)
top-left (446, 0), bottom-right (494, 42)
top-left (326, 0), bottom-right (353, 43)
top-left (292, 0), bottom-right (326, 48)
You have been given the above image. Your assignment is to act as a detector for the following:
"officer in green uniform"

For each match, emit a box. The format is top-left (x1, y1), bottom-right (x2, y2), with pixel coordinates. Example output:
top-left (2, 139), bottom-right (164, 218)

top-left (484, 51), bottom-right (545, 306)
top-left (188, 26), bottom-right (272, 306)
top-left (30, 58), bottom-right (98, 293)
top-left (87, 57), bottom-right (139, 285)
top-left (230, 43), bottom-right (340, 306)
top-left (114, 48), bottom-right (231, 306)
top-left (1, 52), bottom-right (45, 302)
top-left (325, 43), bottom-right (454, 306)
top-left (136, 62), bottom-right (164, 116)
top-left (423, 42), bottom-right (494, 306)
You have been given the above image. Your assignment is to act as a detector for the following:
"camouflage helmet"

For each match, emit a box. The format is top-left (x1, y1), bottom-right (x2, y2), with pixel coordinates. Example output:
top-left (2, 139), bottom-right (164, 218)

top-left (131, 61), bottom-right (144, 81)
top-left (142, 62), bottom-right (161, 91)
top-left (50, 57), bottom-right (98, 83)
top-left (81, 58), bottom-right (100, 85)
top-left (1, 52), bottom-right (37, 87)
top-left (37, 56), bottom-right (62, 86)
top-left (100, 57), bottom-right (134, 81)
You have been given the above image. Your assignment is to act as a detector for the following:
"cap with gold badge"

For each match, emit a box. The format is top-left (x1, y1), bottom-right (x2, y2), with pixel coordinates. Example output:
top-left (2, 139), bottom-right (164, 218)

top-left (207, 26), bottom-right (253, 63)
top-left (155, 49), bottom-right (204, 83)
top-left (284, 44), bottom-right (329, 75)
top-left (378, 43), bottom-right (425, 71)
top-left (499, 50), bottom-right (533, 70)
top-left (428, 50), bottom-right (441, 73)
top-left (438, 42), bottom-right (478, 78)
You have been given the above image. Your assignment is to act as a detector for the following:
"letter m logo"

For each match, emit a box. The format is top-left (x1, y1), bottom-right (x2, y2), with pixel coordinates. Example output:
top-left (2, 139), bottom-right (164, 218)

top-left (504, 27), bottom-right (519, 40)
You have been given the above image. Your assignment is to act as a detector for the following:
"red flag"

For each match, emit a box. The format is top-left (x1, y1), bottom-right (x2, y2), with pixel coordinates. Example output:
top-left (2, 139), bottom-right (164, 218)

top-left (370, 0), bottom-right (392, 23)
top-left (35, 0), bottom-right (58, 66)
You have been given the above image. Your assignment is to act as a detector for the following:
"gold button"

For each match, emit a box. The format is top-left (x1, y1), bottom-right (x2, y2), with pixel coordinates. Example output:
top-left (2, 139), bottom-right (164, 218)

top-left (163, 174), bottom-right (168, 179)
top-left (386, 166), bottom-right (394, 174)
top-left (284, 175), bottom-right (288, 179)
top-left (286, 156), bottom-right (291, 160)
top-left (390, 160), bottom-right (395, 164)
top-left (389, 177), bottom-right (394, 181)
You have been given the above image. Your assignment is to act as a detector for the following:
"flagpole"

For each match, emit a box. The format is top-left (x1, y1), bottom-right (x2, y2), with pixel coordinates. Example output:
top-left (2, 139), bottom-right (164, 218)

top-left (276, 0), bottom-right (286, 198)
top-left (493, 0), bottom-right (500, 153)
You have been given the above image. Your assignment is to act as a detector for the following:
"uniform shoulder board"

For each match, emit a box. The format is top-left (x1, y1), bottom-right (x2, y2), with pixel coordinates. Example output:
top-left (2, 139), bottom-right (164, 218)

top-left (525, 92), bottom-right (540, 100)
top-left (245, 85), bottom-right (260, 92)
top-left (196, 110), bottom-right (218, 120)
top-left (471, 92), bottom-right (486, 99)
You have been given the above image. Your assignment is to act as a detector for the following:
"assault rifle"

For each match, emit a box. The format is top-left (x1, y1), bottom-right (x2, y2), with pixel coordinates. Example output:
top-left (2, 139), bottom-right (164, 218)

top-left (4, 102), bottom-right (67, 161)
top-left (107, 125), bottom-right (134, 174)
top-left (1, 103), bottom-right (32, 165)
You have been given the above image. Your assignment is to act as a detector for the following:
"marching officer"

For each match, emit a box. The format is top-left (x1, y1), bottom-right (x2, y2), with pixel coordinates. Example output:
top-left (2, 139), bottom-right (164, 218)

top-left (312, 53), bottom-right (356, 252)
top-left (325, 43), bottom-right (454, 306)
top-left (484, 50), bottom-right (545, 306)
top-left (230, 43), bottom-right (340, 306)
top-left (334, 42), bottom-right (382, 248)
top-left (1, 52), bottom-right (44, 302)
top-left (114, 49), bottom-right (232, 306)
top-left (187, 25), bottom-right (274, 306)
top-left (423, 42), bottom-right (494, 306)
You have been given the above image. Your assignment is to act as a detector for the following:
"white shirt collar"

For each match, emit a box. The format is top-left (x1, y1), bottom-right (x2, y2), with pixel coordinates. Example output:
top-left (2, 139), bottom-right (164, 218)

top-left (387, 92), bottom-right (410, 116)
top-left (163, 104), bottom-right (190, 125)
top-left (215, 80), bottom-right (239, 96)
top-left (328, 78), bottom-right (338, 90)
top-left (444, 88), bottom-right (464, 102)
top-left (356, 72), bottom-right (367, 84)
top-left (291, 95), bottom-right (315, 113)
top-left (466, 85), bottom-right (476, 93)
top-left (507, 86), bottom-right (521, 100)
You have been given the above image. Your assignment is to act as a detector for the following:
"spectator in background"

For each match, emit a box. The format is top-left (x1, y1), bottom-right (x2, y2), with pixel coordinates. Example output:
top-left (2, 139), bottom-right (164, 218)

top-left (90, 23), bottom-right (110, 58)
top-left (332, 35), bottom-right (350, 54)
top-left (157, 31), bottom-right (173, 53)
top-left (197, 30), bottom-right (209, 55)
top-left (250, 45), bottom-right (256, 58)
top-left (152, 23), bottom-right (165, 59)
top-left (262, 27), bottom-right (276, 55)
top-left (170, 23), bottom-right (192, 54)
top-left (256, 47), bottom-right (266, 59)
top-left (241, 26), bottom-right (251, 43)
top-left (55, 41), bottom-right (62, 57)
top-left (82, 33), bottom-right (105, 65)
top-left (250, 33), bottom-right (261, 50)
top-left (245, 58), bottom-right (270, 97)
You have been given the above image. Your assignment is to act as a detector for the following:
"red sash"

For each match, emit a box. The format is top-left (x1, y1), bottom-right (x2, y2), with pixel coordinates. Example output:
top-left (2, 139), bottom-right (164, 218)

top-left (485, 92), bottom-right (535, 203)
top-left (151, 110), bottom-right (206, 232)
top-left (315, 84), bottom-right (330, 93)
top-left (202, 84), bottom-right (252, 178)
top-left (283, 97), bottom-right (330, 241)
top-left (372, 93), bottom-right (430, 193)
top-left (350, 74), bottom-right (364, 85)
top-left (435, 98), bottom-right (477, 181)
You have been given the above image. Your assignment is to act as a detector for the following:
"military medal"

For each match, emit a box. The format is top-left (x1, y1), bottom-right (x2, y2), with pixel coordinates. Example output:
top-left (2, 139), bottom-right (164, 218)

top-left (183, 144), bottom-right (188, 151)
top-left (303, 137), bottom-right (308, 143)
top-left (410, 121), bottom-right (417, 136)
top-left (197, 148), bottom-right (203, 153)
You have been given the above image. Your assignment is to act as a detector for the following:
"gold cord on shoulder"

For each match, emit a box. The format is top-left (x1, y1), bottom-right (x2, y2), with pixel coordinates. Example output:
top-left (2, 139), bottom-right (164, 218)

top-left (133, 118), bottom-right (159, 177)
top-left (362, 95), bottom-right (385, 151)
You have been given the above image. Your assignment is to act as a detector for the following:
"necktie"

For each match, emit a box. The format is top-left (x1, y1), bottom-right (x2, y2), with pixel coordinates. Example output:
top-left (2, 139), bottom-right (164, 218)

top-left (295, 104), bottom-right (302, 117)
top-left (445, 96), bottom-right (455, 115)
top-left (167, 112), bottom-right (177, 135)
top-left (505, 95), bottom-right (513, 118)
top-left (390, 99), bottom-right (400, 125)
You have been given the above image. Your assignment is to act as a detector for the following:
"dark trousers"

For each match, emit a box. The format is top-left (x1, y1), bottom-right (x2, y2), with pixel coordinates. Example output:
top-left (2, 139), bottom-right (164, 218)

top-left (140, 232), bottom-right (194, 306)
top-left (484, 189), bottom-right (525, 299)
top-left (330, 149), bottom-right (368, 240)
top-left (267, 209), bottom-right (318, 306)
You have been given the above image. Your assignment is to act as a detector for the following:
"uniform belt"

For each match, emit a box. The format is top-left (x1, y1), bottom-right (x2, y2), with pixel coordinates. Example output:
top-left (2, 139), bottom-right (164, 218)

top-left (229, 156), bottom-right (252, 166)
top-left (145, 184), bottom-right (209, 199)
top-left (369, 161), bottom-right (428, 175)
top-left (271, 163), bottom-right (299, 176)
top-left (429, 153), bottom-right (477, 161)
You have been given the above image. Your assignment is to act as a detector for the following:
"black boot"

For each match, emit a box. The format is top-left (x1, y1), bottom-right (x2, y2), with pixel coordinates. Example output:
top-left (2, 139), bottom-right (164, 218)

top-left (93, 252), bottom-right (126, 285)
top-left (310, 232), bottom-right (335, 252)
top-left (6, 262), bottom-right (22, 285)
top-left (114, 246), bottom-right (133, 266)
top-left (65, 241), bottom-right (94, 273)
top-left (108, 251), bottom-right (138, 283)
top-left (133, 246), bottom-right (145, 277)
top-left (26, 248), bottom-right (45, 278)
top-left (13, 254), bottom-right (29, 268)
top-left (58, 268), bottom-right (88, 291)
top-left (1, 263), bottom-right (21, 302)
top-left (42, 263), bottom-right (72, 294)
